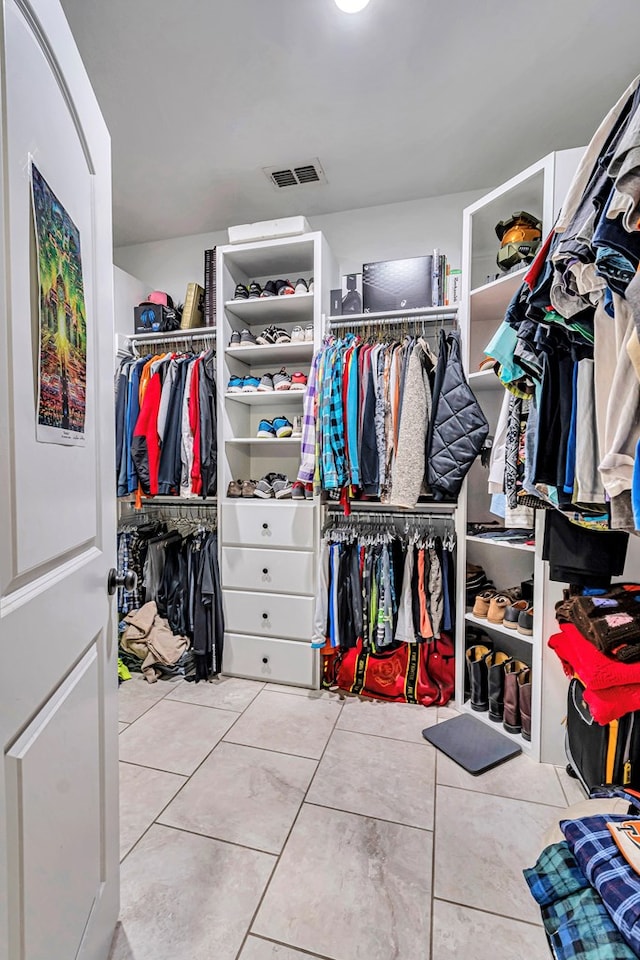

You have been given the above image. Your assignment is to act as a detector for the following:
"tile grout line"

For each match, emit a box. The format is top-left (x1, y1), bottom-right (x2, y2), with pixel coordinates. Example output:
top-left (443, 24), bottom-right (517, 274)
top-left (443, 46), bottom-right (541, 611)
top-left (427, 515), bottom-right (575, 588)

top-left (437, 780), bottom-right (568, 809)
top-left (231, 694), bottom-right (347, 960)
top-left (250, 931), bottom-right (341, 960)
top-left (118, 684), bottom-right (277, 867)
top-left (430, 742), bottom-right (439, 960)
top-left (302, 799), bottom-right (434, 835)
top-left (433, 895), bottom-right (545, 929)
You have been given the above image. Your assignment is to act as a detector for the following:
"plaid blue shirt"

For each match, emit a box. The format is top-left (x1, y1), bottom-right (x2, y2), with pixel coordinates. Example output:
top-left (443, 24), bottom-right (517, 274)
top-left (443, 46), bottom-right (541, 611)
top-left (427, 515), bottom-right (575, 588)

top-left (562, 815), bottom-right (640, 957)
top-left (525, 841), bottom-right (637, 959)
top-left (320, 342), bottom-right (347, 490)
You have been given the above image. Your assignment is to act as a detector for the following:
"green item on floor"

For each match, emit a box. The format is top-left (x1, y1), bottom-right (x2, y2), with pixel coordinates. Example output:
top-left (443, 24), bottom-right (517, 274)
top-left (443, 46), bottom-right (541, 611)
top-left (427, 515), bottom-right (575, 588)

top-left (118, 658), bottom-right (131, 682)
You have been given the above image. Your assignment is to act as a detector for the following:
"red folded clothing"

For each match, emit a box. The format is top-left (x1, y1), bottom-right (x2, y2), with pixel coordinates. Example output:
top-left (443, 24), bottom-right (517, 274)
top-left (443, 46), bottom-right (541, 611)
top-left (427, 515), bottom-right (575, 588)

top-left (549, 623), bottom-right (640, 723)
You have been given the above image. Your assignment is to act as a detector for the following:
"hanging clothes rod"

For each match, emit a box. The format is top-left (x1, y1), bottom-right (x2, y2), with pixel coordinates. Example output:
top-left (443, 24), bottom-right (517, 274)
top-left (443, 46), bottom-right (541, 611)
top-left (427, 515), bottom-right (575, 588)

top-left (325, 507), bottom-right (454, 522)
top-left (329, 305), bottom-right (458, 330)
top-left (128, 328), bottom-right (217, 347)
top-left (325, 501), bottom-right (456, 514)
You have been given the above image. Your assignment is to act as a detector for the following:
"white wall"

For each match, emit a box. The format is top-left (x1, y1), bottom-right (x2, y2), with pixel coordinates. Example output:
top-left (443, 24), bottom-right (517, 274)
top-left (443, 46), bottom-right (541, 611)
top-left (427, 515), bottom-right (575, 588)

top-left (113, 264), bottom-right (148, 337)
top-left (113, 189), bottom-right (484, 304)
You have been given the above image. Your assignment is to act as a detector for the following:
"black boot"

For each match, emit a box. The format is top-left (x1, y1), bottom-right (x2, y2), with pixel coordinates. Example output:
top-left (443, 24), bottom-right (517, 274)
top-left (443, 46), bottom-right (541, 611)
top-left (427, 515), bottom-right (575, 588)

top-left (485, 652), bottom-right (512, 722)
top-left (465, 645), bottom-right (492, 712)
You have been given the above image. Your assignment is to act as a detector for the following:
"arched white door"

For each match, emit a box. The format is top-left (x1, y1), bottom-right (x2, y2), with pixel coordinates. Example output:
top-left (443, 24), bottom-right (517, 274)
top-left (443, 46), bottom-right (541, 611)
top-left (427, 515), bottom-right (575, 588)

top-left (0, 2), bottom-right (119, 958)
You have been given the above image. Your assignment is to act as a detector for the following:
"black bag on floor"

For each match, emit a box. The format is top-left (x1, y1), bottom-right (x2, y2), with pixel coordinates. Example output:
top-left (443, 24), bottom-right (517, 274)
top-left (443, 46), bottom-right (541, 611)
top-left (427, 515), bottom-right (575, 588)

top-left (566, 676), bottom-right (640, 793)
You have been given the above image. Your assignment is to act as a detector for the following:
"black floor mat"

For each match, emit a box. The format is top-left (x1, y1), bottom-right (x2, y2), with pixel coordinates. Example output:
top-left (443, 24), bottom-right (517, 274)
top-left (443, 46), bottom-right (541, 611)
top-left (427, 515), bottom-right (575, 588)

top-left (423, 713), bottom-right (522, 775)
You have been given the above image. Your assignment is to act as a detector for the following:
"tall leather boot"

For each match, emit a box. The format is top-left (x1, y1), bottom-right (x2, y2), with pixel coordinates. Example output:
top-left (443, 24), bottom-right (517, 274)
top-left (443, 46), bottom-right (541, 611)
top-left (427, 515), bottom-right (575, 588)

top-left (465, 644), bottom-right (492, 712)
top-left (518, 668), bottom-right (532, 742)
top-left (503, 659), bottom-right (527, 734)
top-left (485, 652), bottom-right (512, 722)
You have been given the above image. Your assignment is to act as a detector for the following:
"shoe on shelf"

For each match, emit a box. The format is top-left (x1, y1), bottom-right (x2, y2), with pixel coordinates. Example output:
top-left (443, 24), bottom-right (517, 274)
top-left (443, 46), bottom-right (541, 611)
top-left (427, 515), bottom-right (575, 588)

top-left (304, 482), bottom-right (314, 499)
top-left (273, 327), bottom-right (291, 343)
top-left (240, 329), bottom-right (258, 347)
top-left (256, 326), bottom-right (278, 345)
top-left (248, 281), bottom-right (263, 299)
top-left (308, 278), bottom-right (314, 294)
top-left (241, 376), bottom-right (261, 392)
top-left (273, 416), bottom-right (293, 438)
top-left (292, 480), bottom-right (306, 500)
top-left (294, 278), bottom-right (308, 295)
top-left (517, 606), bottom-right (534, 636)
top-left (465, 644), bottom-right (492, 712)
top-left (290, 372), bottom-right (308, 391)
top-left (242, 479), bottom-right (257, 498)
top-left (233, 284), bottom-right (249, 301)
top-left (503, 599), bottom-right (528, 630)
top-left (274, 368), bottom-right (292, 391)
top-left (291, 415), bottom-right (302, 438)
top-left (227, 375), bottom-right (244, 394)
top-left (472, 589), bottom-right (496, 619)
top-left (227, 479), bottom-right (243, 498)
top-left (503, 660), bottom-right (528, 735)
top-left (257, 419), bottom-right (276, 438)
top-left (260, 280), bottom-right (278, 298)
top-left (257, 372), bottom-right (275, 392)
top-left (272, 475), bottom-right (293, 499)
top-left (276, 279), bottom-right (295, 296)
top-left (304, 323), bottom-right (314, 341)
top-left (485, 651), bottom-right (512, 722)
top-left (487, 594), bottom-right (512, 624)
top-left (229, 330), bottom-right (241, 346)
top-left (291, 325), bottom-right (305, 342)
top-left (254, 473), bottom-right (277, 498)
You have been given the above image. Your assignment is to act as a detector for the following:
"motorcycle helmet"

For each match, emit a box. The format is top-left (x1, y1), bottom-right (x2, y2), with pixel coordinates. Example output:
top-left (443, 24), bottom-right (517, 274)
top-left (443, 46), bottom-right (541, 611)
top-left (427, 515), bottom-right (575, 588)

top-left (495, 211), bottom-right (542, 272)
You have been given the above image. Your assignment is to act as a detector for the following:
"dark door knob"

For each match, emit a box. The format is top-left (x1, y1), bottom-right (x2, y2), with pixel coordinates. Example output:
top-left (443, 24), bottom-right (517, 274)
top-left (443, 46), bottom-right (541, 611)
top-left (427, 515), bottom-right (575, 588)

top-left (107, 568), bottom-right (138, 596)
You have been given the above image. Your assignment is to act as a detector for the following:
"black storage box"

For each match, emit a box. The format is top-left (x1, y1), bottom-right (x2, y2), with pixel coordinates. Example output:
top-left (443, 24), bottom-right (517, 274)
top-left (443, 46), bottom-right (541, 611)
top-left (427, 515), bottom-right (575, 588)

top-left (134, 303), bottom-right (179, 334)
top-left (362, 256), bottom-right (433, 313)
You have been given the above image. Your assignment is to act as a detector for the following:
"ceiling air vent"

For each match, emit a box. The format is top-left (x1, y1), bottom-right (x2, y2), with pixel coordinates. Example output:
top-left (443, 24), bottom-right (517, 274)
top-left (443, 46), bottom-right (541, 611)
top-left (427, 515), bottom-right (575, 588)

top-left (263, 158), bottom-right (327, 191)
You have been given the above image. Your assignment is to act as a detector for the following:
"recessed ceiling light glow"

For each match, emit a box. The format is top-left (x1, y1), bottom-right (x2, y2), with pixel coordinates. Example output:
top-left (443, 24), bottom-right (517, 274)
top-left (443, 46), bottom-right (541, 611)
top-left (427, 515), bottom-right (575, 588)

top-left (335, 0), bottom-right (371, 12)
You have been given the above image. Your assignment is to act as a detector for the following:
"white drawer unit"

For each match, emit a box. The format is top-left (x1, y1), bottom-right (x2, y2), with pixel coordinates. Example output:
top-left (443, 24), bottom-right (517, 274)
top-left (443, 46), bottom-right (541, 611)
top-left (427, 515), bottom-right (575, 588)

top-left (223, 633), bottom-right (316, 687)
top-left (221, 502), bottom-right (315, 550)
top-left (222, 547), bottom-right (315, 596)
top-left (223, 589), bottom-right (314, 642)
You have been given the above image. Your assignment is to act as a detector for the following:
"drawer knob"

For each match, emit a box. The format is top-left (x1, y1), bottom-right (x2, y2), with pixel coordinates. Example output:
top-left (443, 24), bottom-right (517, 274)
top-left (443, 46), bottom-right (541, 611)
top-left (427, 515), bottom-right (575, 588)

top-left (262, 657), bottom-right (269, 664)
top-left (262, 523), bottom-right (269, 530)
top-left (262, 568), bottom-right (269, 575)
top-left (262, 612), bottom-right (269, 620)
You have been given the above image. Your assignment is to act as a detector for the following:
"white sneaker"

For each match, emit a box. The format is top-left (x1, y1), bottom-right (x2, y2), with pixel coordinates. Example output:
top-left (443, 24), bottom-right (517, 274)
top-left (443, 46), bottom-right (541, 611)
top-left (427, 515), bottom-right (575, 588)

top-left (291, 325), bottom-right (305, 342)
top-left (304, 324), bottom-right (314, 342)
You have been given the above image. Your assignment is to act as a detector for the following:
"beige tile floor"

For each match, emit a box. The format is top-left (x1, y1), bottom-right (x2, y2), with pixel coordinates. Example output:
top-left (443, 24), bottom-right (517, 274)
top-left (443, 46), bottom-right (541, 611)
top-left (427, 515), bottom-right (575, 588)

top-left (110, 674), bottom-right (572, 960)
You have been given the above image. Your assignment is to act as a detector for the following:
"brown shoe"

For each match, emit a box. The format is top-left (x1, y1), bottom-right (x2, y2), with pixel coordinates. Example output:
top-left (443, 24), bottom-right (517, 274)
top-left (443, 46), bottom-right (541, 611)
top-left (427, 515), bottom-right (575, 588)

top-left (227, 479), bottom-right (243, 498)
top-left (487, 594), bottom-right (511, 624)
top-left (472, 590), bottom-right (496, 619)
top-left (517, 606), bottom-right (534, 636)
top-left (519, 668), bottom-right (532, 741)
top-left (242, 479), bottom-right (257, 498)
top-left (503, 660), bottom-right (528, 735)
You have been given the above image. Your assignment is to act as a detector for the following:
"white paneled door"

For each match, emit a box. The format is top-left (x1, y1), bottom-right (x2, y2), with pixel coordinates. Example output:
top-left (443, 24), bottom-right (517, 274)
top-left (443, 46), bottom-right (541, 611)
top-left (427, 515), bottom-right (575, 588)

top-left (0, 2), bottom-right (119, 959)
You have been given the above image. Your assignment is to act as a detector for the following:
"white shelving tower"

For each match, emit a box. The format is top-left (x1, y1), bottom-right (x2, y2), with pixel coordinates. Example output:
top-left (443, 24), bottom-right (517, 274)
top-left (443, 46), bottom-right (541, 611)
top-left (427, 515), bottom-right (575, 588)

top-left (216, 232), bottom-right (337, 688)
top-left (456, 148), bottom-right (584, 765)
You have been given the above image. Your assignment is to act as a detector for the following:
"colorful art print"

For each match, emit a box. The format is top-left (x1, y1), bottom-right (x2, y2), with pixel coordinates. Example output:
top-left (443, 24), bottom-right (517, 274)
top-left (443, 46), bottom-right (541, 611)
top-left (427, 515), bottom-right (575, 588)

top-left (31, 162), bottom-right (87, 445)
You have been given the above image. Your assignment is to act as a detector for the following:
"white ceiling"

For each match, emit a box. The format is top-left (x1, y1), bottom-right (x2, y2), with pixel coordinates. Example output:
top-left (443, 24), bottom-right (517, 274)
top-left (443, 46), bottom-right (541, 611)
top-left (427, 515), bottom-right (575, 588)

top-left (60, 0), bottom-right (640, 248)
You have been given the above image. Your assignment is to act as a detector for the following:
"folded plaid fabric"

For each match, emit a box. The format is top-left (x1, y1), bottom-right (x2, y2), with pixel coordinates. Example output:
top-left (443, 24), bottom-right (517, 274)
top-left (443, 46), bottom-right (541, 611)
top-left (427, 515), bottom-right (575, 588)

top-left (525, 842), bottom-right (637, 959)
top-left (562, 815), bottom-right (640, 956)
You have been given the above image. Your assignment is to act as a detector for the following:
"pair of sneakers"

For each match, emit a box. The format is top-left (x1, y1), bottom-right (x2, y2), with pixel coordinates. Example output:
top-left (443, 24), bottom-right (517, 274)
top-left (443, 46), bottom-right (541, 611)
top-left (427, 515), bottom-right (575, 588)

top-left (255, 473), bottom-right (293, 499)
top-left (257, 416), bottom-right (294, 438)
top-left (227, 479), bottom-right (257, 498)
top-left (291, 325), bottom-right (314, 342)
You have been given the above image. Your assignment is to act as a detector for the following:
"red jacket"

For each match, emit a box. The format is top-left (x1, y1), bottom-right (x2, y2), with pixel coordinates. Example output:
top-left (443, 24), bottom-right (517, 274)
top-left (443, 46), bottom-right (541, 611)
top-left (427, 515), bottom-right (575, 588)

top-left (131, 370), bottom-right (162, 495)
top-left (189, 359), bottom-right (202, 495)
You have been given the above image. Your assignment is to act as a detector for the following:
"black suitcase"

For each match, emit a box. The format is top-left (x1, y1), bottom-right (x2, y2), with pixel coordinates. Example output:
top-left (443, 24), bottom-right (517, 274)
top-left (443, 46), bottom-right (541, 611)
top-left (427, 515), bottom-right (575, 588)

top-left (566, 677), bottom-right (640, 793)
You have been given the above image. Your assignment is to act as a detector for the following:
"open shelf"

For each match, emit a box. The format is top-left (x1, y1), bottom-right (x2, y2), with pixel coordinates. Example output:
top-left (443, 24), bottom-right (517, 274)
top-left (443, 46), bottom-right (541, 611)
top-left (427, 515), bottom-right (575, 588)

top-left (224, 391), bottom-right (304, 406)
top-left (226, 437), bottom-right (302, 447)
top-left (225, 292), bottom-right (314, 325)
top-left (469, 267), bottom-right (528, 325)
top-left (226, 341), bottom-right (314, 365)
top-left (458, 699), bottom-right (532, 755)
top-left (466, 534), bottom-right (535, 553)
top-left (468, 369), bottom-right (503, 392)
top-left (465, 611), bottom-right (534, 643)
